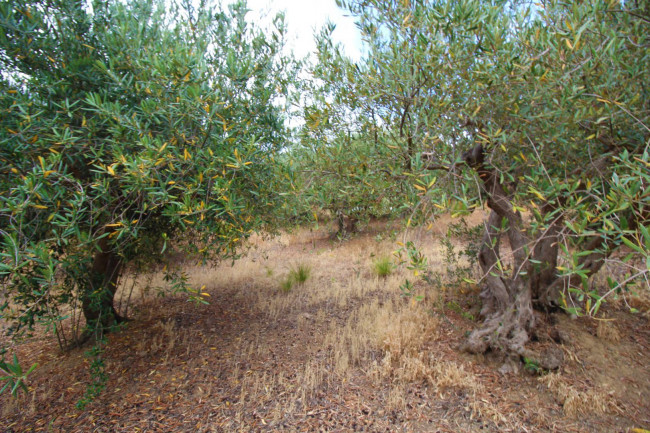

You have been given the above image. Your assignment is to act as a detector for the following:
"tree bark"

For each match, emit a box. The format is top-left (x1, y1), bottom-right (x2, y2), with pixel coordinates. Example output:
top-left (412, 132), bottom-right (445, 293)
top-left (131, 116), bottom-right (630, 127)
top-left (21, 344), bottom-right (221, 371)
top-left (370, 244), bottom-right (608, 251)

top-left (457, 144), bottom-right (626, 369)
top-left (460, 144), bottom-right (536, 358)
top-left (81, 232), bottom-right (124, 338)
top-left (336, 211), bottom-right (358, 237)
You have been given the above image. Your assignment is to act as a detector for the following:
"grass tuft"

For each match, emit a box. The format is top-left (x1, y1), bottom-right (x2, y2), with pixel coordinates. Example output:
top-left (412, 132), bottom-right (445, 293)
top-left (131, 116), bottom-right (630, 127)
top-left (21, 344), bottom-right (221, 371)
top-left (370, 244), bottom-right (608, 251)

top-left (289, 263), bottom-right (311, 285)
top-left (280, 263), bottom-right (311, 293)
top-left (372, 256), bottom-right (393, 278)
top-left (280, 277), bottom-right (294, 293)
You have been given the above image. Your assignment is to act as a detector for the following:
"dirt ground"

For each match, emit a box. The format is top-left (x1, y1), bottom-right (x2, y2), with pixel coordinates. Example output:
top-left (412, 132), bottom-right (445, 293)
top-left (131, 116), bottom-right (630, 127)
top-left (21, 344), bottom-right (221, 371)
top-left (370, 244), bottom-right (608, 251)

top-left (1, 216), bottom-right (649, 432)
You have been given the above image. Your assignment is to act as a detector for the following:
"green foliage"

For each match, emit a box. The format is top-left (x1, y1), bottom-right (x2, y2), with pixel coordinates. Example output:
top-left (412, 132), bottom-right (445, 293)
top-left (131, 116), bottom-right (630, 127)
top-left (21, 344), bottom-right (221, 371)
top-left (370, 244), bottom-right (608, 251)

top-left (76, 341), bottom-right (108, 409)
top-left (327, 0), bottom-right (649, 314)
top-left (445, 301), bottom-right (475, 321)
top-left (290, 135), bottom-right (407, 230)
top-left (289, 263), bottom-right (311, 285)
top-left (280, 277), bottom-right (294, 293)
top-left (287, 17), bottom-right (430, 228)
top-left (372, 256), bottom-right (393, 278)
top-left (0, 0), bottom-right (296, 335)
top-left (395, 241), bottom-right (428, 277)
top-left (398, 279), bottom-right (423, 301)
top-left (523, 357), bottom-right (543, 375)
top-left (0, 352), bottom-right (37, 397)
top-left (280, 263), bottom-right (311, 292)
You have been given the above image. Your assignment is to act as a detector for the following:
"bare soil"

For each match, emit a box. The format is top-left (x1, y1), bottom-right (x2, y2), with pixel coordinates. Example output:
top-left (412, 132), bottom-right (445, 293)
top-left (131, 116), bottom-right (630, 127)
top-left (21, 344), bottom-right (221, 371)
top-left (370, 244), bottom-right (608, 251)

top-left (1, 217), bottom-right (649, 432)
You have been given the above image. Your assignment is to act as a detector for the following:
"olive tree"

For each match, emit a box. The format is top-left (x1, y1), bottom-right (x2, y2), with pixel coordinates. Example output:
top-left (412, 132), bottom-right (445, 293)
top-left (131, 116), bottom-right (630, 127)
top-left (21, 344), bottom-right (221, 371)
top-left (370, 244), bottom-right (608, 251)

top-left (293, 23), bottom-right (424, 234)
top-left (334, 0), bottom-right (648, 368)
top-left (0, 0), bottom-right (297, 344)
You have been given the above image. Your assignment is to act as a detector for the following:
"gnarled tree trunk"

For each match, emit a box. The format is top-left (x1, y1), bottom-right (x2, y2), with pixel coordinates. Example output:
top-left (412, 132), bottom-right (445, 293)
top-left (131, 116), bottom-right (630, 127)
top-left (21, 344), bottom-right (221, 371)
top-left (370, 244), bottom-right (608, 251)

top-left (459, 144), bottom-right (615, 370)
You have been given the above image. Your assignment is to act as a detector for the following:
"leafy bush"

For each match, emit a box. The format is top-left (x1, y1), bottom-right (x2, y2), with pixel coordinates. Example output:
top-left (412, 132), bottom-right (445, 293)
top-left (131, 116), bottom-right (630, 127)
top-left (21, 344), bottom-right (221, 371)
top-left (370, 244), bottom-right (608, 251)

top-left (0, 0), bottom-right (296, 337)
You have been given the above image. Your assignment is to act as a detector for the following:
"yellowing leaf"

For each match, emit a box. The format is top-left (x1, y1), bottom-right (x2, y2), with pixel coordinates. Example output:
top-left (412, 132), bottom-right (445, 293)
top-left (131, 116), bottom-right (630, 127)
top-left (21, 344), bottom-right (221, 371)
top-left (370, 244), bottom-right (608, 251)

top-left (414, 184), bottom-right (426, 192)
top-left (529, 187), bottom-right (545, 200)
top-left (31, 204), bottom-right (47, 209)
top-left (107, 164), bottom-right (116, 176)
top-left (565, 38), bottom-right (573, 50)
top-left (183, 148), bottom-right (191, 160)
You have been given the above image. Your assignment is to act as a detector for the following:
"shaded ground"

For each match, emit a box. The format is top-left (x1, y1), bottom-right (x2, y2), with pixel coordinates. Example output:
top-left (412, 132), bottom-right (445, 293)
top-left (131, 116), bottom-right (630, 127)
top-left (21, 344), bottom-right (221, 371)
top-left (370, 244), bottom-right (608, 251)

top-left (1, 218), bottom-right (649, 432)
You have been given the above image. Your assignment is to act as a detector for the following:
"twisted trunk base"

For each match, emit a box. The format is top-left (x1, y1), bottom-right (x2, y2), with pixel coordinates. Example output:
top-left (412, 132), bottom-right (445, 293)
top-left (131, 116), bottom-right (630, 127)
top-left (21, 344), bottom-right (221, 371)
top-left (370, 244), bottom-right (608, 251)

top-left (459, 144), bottom-right (615, 371)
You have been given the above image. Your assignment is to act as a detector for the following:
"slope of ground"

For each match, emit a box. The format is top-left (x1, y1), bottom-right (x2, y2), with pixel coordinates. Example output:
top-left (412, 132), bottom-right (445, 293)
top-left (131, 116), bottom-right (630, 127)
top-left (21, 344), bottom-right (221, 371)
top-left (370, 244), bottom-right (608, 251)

top-left (1, 216), bottom-right (649, 432)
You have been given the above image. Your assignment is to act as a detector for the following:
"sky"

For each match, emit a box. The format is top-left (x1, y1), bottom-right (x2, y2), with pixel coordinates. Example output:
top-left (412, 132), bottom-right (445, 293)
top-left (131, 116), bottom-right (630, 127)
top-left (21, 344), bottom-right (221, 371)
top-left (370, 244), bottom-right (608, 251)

top-left (233, 0), bottom-right (364, 61)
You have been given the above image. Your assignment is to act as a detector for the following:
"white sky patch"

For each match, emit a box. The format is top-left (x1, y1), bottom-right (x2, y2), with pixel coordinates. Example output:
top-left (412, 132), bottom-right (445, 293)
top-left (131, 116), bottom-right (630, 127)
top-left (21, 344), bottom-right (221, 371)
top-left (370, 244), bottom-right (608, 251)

top-left (235, 0), bottom-right (363, 61)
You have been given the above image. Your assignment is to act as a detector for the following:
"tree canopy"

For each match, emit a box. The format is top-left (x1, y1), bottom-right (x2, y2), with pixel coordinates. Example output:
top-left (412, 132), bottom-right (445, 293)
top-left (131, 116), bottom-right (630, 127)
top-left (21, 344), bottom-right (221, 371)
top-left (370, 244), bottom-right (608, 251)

top-left (0, 0), bottom-right (297, 339)
top-left (301, 0), bottom-right (649, 366)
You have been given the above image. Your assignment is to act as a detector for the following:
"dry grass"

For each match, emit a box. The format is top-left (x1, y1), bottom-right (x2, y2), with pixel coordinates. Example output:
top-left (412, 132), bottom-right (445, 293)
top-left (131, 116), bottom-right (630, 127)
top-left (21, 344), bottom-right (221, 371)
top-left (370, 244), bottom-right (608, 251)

top-left (152, 221), bottom-right (486, 415)
top-left (2, 214), bottom-right (647, 433)
top-left (596, 319), bottom-right (621, 343)
top-left (539, 373), bottom-right (621, 417)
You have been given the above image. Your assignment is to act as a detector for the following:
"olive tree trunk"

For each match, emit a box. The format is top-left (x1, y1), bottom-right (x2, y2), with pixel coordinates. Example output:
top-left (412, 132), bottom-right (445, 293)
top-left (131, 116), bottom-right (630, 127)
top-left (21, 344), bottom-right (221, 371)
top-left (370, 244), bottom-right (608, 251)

top-left (80, 233), bottom-right (124, 342)
top-left (460, 144), bottom-right (613, 369)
